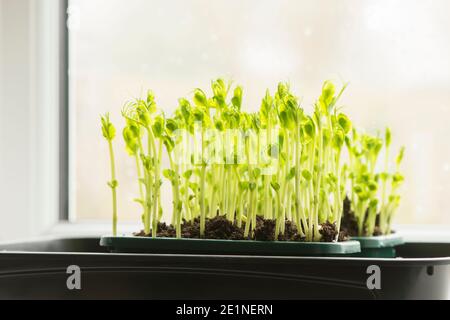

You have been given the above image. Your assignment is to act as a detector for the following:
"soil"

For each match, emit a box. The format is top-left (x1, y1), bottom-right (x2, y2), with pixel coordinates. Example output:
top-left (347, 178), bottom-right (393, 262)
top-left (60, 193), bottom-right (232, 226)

top-left (135, 216), bottom-right (245, 240)
top-left (320, 221), bottom-right (349, 242)
top-left (253, 216), bottom-right (305, 241)
top-left (340, 197), bottom-right (359, 236)
top-left (135, 215), bottom-right (344, 242)
top-left (253, 217), bottom-right (276, 241)
top-left (340, 196), bottom-right (390, 237)
top-left (204, 215), bottom-right (245, 240)
top-left (133, 222), bottom-right (176, 237)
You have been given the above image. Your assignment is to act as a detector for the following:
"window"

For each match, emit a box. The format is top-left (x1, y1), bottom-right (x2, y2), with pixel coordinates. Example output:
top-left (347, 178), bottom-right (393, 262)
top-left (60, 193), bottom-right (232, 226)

top-left (68, 0), bottom-right (450, 225)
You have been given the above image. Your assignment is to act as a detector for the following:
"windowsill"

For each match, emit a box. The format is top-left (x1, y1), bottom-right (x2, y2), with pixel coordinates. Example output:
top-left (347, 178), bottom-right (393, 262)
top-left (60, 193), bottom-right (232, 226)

top-left (46, 220), bottom-right (141, 238)
top-left (45, 221), bottom-right (450, 243)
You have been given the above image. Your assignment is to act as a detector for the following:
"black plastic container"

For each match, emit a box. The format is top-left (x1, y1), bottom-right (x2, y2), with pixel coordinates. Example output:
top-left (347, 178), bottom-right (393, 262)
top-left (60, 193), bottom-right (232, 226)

top-left (0, 237), bottom-right (449, 299)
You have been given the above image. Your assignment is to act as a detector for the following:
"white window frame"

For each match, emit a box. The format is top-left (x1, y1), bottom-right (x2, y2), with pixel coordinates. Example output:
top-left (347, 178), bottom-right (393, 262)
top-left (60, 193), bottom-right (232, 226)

top-left (0, 0), bottom-right (66, 240)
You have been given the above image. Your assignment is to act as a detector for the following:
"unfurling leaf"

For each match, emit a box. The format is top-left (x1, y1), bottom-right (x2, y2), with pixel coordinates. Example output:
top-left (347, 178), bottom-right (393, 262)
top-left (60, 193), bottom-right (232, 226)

top-left (163, 169), bottom-right (176, 181)
top-left (101, 113), bottom-right (116, 140)
top-left (231, 86), bottom-right (243, 110)
top-left (107, 180), bottom-right (118, 188)
top-left (385, 127), bottom-right (392, 147)
top-left (320, 80), bottom-right (335, 110)
top-left (270, 181), bottom-right (280, 191)
top-left (301, 169), bottom-right (312, 181)
top-left (193, 88), bottom-right (208, 107)
top-left (396, 146), bottom-right (405, 166)
top-left (337, 113), bottom-right (352, 134)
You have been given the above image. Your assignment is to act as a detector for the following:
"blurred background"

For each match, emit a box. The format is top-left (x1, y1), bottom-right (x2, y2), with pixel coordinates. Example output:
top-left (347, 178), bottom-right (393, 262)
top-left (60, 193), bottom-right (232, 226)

top-left (1, 0), bottom-right (449, 240)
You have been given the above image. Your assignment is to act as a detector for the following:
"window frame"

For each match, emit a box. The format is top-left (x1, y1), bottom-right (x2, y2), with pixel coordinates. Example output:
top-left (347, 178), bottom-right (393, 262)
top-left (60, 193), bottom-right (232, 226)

top-left (59, 0), bottom-right (70, 221)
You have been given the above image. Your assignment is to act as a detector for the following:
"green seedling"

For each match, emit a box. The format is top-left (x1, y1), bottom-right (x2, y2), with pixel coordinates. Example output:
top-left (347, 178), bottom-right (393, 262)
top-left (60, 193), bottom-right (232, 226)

top-left (101, 78), bottom-right (404, 243)
top-left (101, 113), bottom-right (118, 236)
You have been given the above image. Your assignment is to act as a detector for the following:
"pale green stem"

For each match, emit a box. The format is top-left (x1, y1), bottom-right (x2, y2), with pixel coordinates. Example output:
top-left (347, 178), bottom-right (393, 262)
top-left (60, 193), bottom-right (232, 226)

top-left (135, 153), bottom-right (144, 201)
top-left (199, 130), bottom-right (207, 237)
top-left (108, 140), bottom-right (118, 236)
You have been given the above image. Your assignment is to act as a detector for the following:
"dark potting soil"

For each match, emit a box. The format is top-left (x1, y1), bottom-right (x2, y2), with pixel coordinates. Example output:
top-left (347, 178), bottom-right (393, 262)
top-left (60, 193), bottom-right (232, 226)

top-left (135, 215), bottom-right (344, 242)
top-left (340, 197), bottom-right (359, 236)
top-left (204, 215), bottom-right (245, 240)
top-left (340, 196), bottom-right (390, 237)
top-left (320, 221), bottom-right (348, 242)
top-left (253, 216), bottom-right (305, 241)
top-left (134, 216), bottom-right (245, 240)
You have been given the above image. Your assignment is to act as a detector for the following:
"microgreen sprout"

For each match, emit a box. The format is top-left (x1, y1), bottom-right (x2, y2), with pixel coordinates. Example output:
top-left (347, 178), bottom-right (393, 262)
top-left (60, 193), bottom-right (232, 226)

top-left (101, 113), bottom-right (118, 236)
top-left (346, 127), bottom-right (405, 236)
top-left (101, 78), bottom-right (404, 242)
top-left (120, 91), bottom-right (164, 237)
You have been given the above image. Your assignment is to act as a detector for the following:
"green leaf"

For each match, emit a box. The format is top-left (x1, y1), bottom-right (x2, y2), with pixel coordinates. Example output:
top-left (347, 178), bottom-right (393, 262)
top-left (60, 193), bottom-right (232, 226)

top-left (146, 90), bottom-right (155, 105)
top-left (396, 146), bottom-right (405, 166)
top-left (385, 127), bottom-right (392, 147)
top-left (211, 79), bottom-right (228, 107)
top-left (122, 126), bottom-right (138, 155)
top-left (101, 113), bottom-right (116, 140)
top-left (368, 180), bottom-right (378, 192)
top-left (369, 199), bottom-right (378, 208)
top-left (188, 182), bottom-right (199, 192)
top-left (163, 169), bottom-right (176, 180)
top-left (253, 167), bottom-right (261, 179)
top-left (270, 181), bottom-right (280, 191)
top-left (332, 128), bottom-right (345, 151)
top-left (140, 155), bottom-right (152, 170)
top-left (301, 117), bottom-right (315, 140)
top-left (192, 109), bottom-right (204, 122)
top-left (353, 184), bottom-right (363, 194)
top-left (392, 173), bottom-right (404, 185)
top-left (152, 115), bottom-right (165, 138)
top-left (389, 194), bottom-right (401, 204)
top-left (277, 82), bottom-right (289, 99)
top-left (239, 181), bottom-right (249, 190)
top-left (136, 102), bottom-right (152, 127)
top-left (214, 119), bottom-right (224, 131)
top-left (178, 98), bottom-right (192, 123)
top-left (259, 89), bottom-right (272, 125)
top-left (231, 85), bottom-right (243, 109)
top-left (337, 113), bottom-right (352, 134)
top-left (183, 169), bottom-right (193, 179)
top-left (301, 169), bottom-right (312, 181)
top-left (286, 166), bottom-right (296, 180)
top-left (320, 80), bottom-right (335, 111)
top-left (380, 172), bottom-right (390, 181)
top-left (107, 180), bottom-right (118, 188)
top-left (163, 136), bottom-right (175, 152)
top-left (166, 118), bottom-right (179, 134)
top-left (193, 88), bottom-right (208, 107)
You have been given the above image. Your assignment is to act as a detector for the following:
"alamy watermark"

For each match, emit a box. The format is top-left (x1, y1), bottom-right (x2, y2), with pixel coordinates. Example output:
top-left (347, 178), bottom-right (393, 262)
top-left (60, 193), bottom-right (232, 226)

top-left (366, 265), bottom-right (381, 290)
top-left (66, 265), bottom-right (81, 290)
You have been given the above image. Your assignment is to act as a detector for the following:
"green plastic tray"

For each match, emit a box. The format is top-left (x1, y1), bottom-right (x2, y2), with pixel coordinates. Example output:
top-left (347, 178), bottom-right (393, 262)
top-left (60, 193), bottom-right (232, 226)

top-left (350, 234), bottom-right (404, 258)
top-left (351, 234), bottom-right (404, 249)
top-left (100, 236), bottom-right (361, 256)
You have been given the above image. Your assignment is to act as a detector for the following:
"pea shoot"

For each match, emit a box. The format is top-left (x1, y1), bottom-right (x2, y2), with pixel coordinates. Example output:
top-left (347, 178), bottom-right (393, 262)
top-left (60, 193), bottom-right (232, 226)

top-left (101, 113), bottom-right (118, 236)
top-left (101, 78), bottom-right (404, 242)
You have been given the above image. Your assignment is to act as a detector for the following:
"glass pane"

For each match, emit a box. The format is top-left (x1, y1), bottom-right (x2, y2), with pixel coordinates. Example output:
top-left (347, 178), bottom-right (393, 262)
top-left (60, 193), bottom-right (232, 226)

top-left (69, 0), bottom-right (450, 224)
